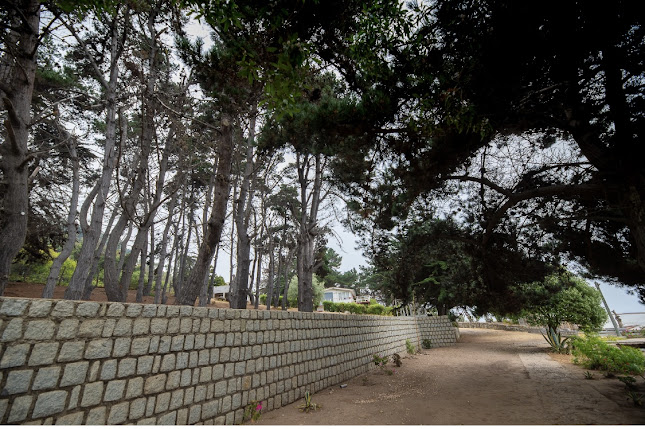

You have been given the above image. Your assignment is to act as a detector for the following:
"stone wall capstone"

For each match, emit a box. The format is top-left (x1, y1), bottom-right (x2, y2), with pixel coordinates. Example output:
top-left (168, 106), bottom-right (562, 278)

top-left (0, 297), bottom-right (459, 425)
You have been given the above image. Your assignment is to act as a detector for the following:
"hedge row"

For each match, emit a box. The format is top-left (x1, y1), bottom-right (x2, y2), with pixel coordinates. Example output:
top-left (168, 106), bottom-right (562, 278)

top-left (322, 301), bottom-right (393, 315)
top-left (259, 294), bottom-right (297, 308)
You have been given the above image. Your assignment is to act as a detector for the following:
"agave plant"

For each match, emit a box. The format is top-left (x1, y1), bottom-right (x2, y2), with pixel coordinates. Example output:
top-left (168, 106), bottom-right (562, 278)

top-left (298, 391), bottom-right (321, 413)
top-left (542, 326), bottom-right (571, 354)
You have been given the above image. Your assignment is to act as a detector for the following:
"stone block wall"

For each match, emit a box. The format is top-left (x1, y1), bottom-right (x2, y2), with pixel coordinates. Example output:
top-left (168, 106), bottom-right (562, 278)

top-left (0, 297), bottom-right (459, 425)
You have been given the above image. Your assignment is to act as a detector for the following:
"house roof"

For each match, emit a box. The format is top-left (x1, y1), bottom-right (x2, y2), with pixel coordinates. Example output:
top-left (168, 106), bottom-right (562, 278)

top-left (323, 287), bottom-right (356, 297)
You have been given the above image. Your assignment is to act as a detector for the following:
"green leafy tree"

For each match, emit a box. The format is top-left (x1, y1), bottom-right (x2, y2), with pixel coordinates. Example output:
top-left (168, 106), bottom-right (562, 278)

top-left (287, 274), bottom-right (325, 308)
top-left (331, 0), bottom-right (645, 304)
top-left (518, 272), bottom-right (607, 334)
top-left (367, 217), bottom-right (550, 315)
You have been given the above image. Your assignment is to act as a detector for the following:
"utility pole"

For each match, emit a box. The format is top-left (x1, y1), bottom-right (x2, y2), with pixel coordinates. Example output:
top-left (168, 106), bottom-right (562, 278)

top-left (594, 282), bottom-right (621, 336)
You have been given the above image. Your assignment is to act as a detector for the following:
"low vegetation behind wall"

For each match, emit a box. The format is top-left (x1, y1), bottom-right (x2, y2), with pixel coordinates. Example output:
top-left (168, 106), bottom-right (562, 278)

top-left (458, 322), bottom-right (578, 335)
top-left (0, 297), bottom-right (458, 425)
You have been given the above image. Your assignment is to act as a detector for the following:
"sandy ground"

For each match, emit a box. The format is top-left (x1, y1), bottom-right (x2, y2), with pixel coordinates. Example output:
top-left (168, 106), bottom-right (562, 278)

top-left (256, 329), bottom-right (645, 425)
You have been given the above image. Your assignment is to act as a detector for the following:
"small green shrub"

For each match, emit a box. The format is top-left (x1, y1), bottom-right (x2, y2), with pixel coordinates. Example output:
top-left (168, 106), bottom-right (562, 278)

top-left (627, 391), bottom-right (644, 407)
top-left (298, 391), bottom-right (321, 413)
top-left (243, 400), bottom-right (263, 422)
top-left (288, 296), bottom-right (298, 308)
top-left (367, 304), bottom-right (385, 315)
top-left (422, 339), bottom-right (432, 349)
top-left (383, 306), bottom-right (393, 316)
top-left (372, 354), bottom-right (388, 367)
top-left (405, 339), bottom-right (416, 355)
top-left (336, 302), bottom-right (347, 313)
top-left (322, 301), bottom-right (334, 312)
top-left (618, 375), bottom-right (637, 390)
top-left (259, 294), bottom-right (267, 305)
top-left (571, 336), bottom-right (645, 375)
top-left (347, 303), bottom-right (366, 314)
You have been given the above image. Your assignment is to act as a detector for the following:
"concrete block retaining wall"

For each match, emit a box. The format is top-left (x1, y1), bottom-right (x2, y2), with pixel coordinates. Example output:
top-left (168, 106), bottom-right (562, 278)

top-left (0, 297), bottom-right (459, 425)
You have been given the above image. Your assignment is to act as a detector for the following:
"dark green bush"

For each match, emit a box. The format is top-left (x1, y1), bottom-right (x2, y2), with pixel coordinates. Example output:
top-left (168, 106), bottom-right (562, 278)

top-left (367, 304), bottom-right (385, 315)
top-left (323, 301), bottom-right (334, 312)
top-left (259, 294), bottom-right (267, 305)
top-left (571, 336), bottom-right (645, 375)
top-left (345, 303), bottom-right (360, 314)
top-left (335, 302), bottom-right (347, 313)
top-left (288, 296), bottom-right (298, 308)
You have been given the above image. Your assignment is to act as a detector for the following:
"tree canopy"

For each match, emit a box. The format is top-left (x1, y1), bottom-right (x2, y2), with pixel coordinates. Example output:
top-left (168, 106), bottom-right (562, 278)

top-left (335, 0), bottom-right (645, 305)
top-left (517, 272), bottom-right (607, 334)
top-left (2, 0), bottom-right (643, 314)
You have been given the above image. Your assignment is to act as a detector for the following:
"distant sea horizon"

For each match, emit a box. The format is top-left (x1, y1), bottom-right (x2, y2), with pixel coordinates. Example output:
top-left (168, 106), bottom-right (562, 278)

top-left (606, 312), bottom-right (645, 330)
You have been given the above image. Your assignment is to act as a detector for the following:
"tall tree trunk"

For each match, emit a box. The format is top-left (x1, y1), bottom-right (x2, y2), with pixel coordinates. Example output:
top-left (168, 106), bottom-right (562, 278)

top-left (177, 113), bottom-right (235, 305)
top-left (117, 7), bottom-right (161, 299)
top-left (178, 196), bottom-right (195, 295)
top-left (135, 232), bottom-right (147, 303)
top-left (103, 215), bottom-right (131, 301)
top-left (248, 252), bottom-right (257, 305)
top-left (281, 251), bottom-right (294, 311)
top-left (253, 247), bottom-right (262, 309)
top-left (207, 244), bottom-right (220, 302)
top-left (42, 137), bottom-right (79, 298)
top-left (295, 152), bottom-right (324, 312)
top-left (0, 1), bottom-right (40, 295)
top-left (64, 7), bottom-right (130, 300)
top-left (154, 192), bottom-right (178, 304)
top-left (230, 111), bottom-right (256, 309)
top-left (266, 241), bottom-right (275, 310)
top-left (81, 207), bottom-right (118, 300)
top-left (144, 224), bottom-right (155, 296)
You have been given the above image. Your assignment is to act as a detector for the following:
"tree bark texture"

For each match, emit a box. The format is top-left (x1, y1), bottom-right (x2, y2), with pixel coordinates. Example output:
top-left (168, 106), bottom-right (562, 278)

top-left (42, 137), bottom-right (79, 298)
top-left (230, 113), bottom-right (257, 309)
top-left (177, 113), bottom-right (235, 305)
top-left (64, 8), bottom-right (129, 300)
top-left (295, 152), bottom-right (324, 312)
top-left (0, 1), bottom-right (40, 296)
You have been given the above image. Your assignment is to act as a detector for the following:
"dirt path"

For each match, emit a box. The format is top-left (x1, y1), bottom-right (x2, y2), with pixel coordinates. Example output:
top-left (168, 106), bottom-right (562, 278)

top-left (255, 329), bottom-right (645, 425)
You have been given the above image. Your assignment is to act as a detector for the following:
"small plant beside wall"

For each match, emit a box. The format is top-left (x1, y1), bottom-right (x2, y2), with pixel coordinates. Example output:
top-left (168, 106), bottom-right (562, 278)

top-left (422, 339), bottom-right (432, 349)
top-left (372, 354), bottom-right (395, 375)
top-left (298, 392), bottom-right (321, 413)
top-left (243, 400), bottom-right (263, 423)
top-left (373, 354), bottom-right (389, 368)
top-left (405, 339), bottom-right (416, 355)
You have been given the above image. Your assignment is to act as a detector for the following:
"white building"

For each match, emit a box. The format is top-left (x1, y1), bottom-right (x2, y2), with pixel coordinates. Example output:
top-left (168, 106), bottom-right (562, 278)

top-left (323, 287), bottom-right (356, 303)
top-left (212, 285), bottom-right (230, 300)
